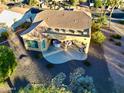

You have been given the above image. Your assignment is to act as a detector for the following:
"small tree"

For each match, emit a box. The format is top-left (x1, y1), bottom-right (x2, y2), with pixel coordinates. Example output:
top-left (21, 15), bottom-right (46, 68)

top-left (0, 46), bottom-right (17, 83)
top-left (97, 16), bottom-right (108, 25)
top-left (91, 21), bottom-right (102, 32)
top-left (94, 0), bottom-right (103, 8)
top-left (105, 0), bottom-right (124, 28)
top-left (79, 0), bottom-right (87, 3)
top-left (29, 0), bottom-right (39, 6)
top-left (70, 0), bottom-right (79, 5)
top-left (92, 31), bottom-right (106, 44)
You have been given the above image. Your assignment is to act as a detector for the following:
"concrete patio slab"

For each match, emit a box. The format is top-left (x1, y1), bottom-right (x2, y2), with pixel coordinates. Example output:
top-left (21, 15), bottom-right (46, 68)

top-left (42, 45), bottom-right (87, 64)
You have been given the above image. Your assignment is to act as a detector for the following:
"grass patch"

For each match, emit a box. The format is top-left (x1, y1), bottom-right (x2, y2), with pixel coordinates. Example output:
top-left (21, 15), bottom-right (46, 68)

top-left (33, 54), bottom-right (42, 59)
top-left (46, 63), bottom-right (54, 69)
top-left (115, 42), bottom-right (122, 46)
top-left (83, 60), bottom-right (91, 67)
top-left (111, 34), bottom-right (122, 40)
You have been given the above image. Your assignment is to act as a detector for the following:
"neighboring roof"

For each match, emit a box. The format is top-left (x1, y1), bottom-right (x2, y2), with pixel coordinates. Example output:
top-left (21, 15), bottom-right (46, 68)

top-left (33, 10), bottom-right (91, 30)
top-left (0, 4), bottom-right (7, 13)
top-left (9, 7), bottom-right (29, 14)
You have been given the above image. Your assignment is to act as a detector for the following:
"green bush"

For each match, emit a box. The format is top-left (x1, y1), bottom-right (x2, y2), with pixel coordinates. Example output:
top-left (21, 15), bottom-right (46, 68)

top-left (115, 42), bottom-right (121, 46)
top-left (0, 32), bottom-right (9, 42)
top-left (46, 63), bottom-right (54, 69)
top-left (0, 46), bottom-right (17, 83)
top-left (20, 24), bottom-right (29, 29)
top-left (33, 54), bottom-right (42, 59)
top-left (92, 31), bottom-right (106, 44)
top-left (1, 32), bottom-right (9, 39)
top-left (91, 21), bottom-right (102, 32)
top-left (70, 0), bottom-right (79, 5)
top-left (119, 20), bottom-right (124, 24)
top-left (83, 60), bottom-right (91, 67)
top-left (97, 16), bottom-right (108, 25)
top-left (94, 0), bottom-right (102, 8)
top-left (111, 34), bottom-right (121, 40)
top-left (79, 0), bottom-right (87, 3)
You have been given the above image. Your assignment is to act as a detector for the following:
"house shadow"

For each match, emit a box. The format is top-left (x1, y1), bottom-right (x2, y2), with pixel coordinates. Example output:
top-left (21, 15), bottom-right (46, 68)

top-left (11, 7), bottom-right (42, 30)
top-left (12, 76), bottom-right (30, 93)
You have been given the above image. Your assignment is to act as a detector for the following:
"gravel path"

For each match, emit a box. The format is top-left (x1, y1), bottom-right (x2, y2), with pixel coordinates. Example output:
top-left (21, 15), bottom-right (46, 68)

top-left (29, 43), bottom-right (115, 93)
top-left (8, 30), bottom-right (51, 92)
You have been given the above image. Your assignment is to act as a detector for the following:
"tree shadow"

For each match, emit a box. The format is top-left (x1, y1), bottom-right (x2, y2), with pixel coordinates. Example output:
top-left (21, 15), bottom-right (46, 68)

top-left (12, 76), bottom-right (30, 93)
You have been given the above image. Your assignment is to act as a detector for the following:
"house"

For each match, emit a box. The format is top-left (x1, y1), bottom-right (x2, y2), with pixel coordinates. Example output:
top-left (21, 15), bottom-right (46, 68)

top-left (20, 10), bottom-right (91, 54)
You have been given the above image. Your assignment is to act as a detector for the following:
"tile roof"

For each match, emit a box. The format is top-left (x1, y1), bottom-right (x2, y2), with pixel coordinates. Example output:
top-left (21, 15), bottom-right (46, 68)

top-left (9, 7), bottom-right (29, 14)
top-left (0, 4), bottom-right (7, 13)
top-left (33, 10), bottom-right (91, 30)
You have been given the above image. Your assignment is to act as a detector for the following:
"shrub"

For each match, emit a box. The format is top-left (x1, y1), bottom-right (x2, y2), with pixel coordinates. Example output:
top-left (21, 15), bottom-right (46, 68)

top-left (20, 24), bottom-right (29, 29)
top-left (46, 63), bottom-right (54, 69)
top-left (92, 31), bottom-right (106, 44)
top-left (115, 42), bottom-right (121, 46)
top-left (79, 0), bottom-right (87, 3)
top-left (119, 20), bottom-right (124, 24)
top-left (91, 21), bottom-right (102, 32)
top-left (33, 54), bottom-right (42, 59)
top-left (70, 0), bottom-right (79, 5)
top-left (94, 0), bottom-right (102, 8)
top-left (1, 32), bottom-right (9, 39)
top-left (111, 34), bottom-right (122, 40)
top-left (83, 60), bottom-right (91, 67)
top-left (0, 46), bottom-right (17, 83)
top-left (97, 16), bottom-right (108, 25)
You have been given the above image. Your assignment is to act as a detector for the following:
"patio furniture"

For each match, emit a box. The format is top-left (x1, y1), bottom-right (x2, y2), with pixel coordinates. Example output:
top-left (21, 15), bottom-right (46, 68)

top-left (53, 39), bottom-right (61, 48)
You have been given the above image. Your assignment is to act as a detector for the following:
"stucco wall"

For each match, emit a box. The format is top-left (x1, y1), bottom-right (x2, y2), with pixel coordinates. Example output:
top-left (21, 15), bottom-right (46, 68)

top-left (23, 38), bottom-right (50, 52)
top-left (61, 35), bottom-right (91, 53)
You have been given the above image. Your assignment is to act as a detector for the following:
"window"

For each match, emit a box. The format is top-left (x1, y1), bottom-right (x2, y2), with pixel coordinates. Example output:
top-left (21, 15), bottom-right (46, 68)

top-left (42, 39), bottom-right (46, 49)
top-left (26, 40), bottom-right (38, 48)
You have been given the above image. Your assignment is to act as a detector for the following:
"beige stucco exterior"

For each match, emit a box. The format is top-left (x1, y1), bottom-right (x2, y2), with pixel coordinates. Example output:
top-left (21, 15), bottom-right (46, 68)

top-left (21, 28), bottom-right (91, 54)
top-left (20, 10), bottom-right (91, 54)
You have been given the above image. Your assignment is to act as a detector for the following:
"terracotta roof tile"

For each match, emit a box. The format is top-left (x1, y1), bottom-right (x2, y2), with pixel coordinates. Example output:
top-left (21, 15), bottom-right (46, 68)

top-left (9, 7), bottom-right (29, 14)
top-left (34, 10), bottom-right (91, 30)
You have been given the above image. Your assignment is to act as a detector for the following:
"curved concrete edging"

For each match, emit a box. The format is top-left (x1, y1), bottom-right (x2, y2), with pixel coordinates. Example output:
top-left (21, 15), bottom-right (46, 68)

top-left (42, 50), bottom-right (87, 64)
